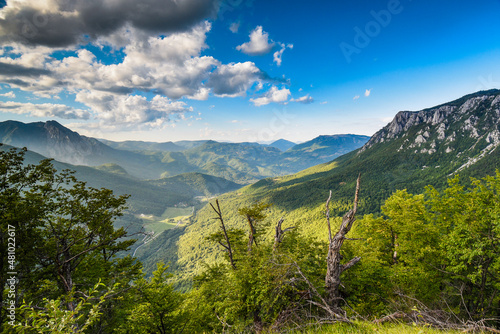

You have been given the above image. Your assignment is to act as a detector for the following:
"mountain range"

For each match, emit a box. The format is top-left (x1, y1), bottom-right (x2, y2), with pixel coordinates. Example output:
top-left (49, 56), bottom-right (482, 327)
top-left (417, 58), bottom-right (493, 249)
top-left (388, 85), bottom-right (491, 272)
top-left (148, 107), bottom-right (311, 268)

top-left (168, 89), bottom-right (500, 279)
top-left (100, 138), bottom-right (298, 152)
top-left (0, 118), bottom-right (369, 274)
top-left (0, 120), bottom-right (369, 183)
top-left (2, 89), bottom-right (499, 277)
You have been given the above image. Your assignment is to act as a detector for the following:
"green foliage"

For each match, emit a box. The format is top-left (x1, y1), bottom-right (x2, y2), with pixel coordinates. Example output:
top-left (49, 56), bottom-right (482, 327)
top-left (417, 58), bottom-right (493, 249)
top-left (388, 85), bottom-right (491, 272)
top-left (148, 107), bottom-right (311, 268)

top-left (191, 202), bottom-right (328, 332)
top-left (238, 201), bottom-right (272, 222)
top-left (0, 146), bottom-right (59, 328)
top-left (14, 281), bottom-right (114, 334)
top-left (238, 201), bottom-right (272, 251)
top-left (426, 172), bottom-right (500, 318)
top-left (0, 145), bottom-right (142, 332)
top-left (116, 263), bottom-right (186, 334)
top-left (3, 139), bottom-right (500, 332)
top-left (345, 171), bottom-right (500, 320)
top-left (168, 169), bottom-right (500, 330)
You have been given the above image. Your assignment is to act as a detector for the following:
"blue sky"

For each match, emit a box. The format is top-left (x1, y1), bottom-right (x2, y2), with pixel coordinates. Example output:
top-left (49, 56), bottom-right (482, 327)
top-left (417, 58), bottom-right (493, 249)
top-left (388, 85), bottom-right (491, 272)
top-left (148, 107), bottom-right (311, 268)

top-left (0, 0), bottom-right (499, 143)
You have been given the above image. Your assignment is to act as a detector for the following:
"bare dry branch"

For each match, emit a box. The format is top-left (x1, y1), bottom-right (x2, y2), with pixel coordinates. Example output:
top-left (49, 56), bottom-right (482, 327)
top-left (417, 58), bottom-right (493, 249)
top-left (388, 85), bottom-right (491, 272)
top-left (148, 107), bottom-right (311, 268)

top-left (274, 217), bottom-right (295, 252)
top-left (210, 199), bottom-right (236, 269)
top-left (325, 190), bottom-right (333, 243)
top-left (341, 256), bottom-right (361, 272)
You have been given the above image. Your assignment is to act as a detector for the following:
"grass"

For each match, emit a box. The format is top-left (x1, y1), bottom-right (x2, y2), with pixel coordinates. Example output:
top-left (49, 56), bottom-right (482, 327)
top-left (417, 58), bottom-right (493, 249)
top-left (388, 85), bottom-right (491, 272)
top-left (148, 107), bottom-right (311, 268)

top-left (140, 206), bottom-right (194, 233)
top-left (160, 206), bottom-right (194, 219)
top-left (143, 221), bottom-right (178, 233)
top-left (281, 321), bottom-right (473, 334)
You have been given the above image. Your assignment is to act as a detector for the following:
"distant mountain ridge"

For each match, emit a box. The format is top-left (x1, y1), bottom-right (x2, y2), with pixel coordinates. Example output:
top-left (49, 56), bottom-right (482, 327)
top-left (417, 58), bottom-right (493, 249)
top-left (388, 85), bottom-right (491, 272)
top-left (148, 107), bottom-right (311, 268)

top-left (240, 89), bottom-right (500, 212)
top-left (0, 120), bottom-right (369, 183)
top-left (286, 134), bottom-right (370, 156)
top-left (362, 89), bottom-right (500, 150)
top-left (148, 172), bottom-right (241, 199)
top-left (268, 139), bottom-right (296, 151)
top-left (0, 120), bottom-right (175, 179)
top-left (99, 139), bottom-right (208, 152)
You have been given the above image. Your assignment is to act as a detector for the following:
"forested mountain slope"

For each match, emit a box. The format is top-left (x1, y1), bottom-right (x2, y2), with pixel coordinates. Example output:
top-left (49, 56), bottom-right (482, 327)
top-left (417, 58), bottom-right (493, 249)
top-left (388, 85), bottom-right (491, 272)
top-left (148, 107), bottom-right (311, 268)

top-left (0, 144), bottom-right (240, 218)
top-left (174, 89), bottom-right (500, 278)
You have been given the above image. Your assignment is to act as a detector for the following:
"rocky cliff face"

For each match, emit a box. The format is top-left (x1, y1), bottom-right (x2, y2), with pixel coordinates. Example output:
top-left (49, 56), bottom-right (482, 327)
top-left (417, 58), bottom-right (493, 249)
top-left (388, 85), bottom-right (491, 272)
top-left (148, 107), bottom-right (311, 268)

top-left (359, 90), bottom-right (500, 173)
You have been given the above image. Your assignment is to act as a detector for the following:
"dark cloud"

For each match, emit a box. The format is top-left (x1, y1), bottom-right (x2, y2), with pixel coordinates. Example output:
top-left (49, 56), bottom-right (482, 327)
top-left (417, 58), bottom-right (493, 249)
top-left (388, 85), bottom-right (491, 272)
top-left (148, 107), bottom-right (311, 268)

top-left (0, 62), bottom-right (51, 76)
top-left (0, 0), bottom-right (220, 47)
top-left (0, 7), bottom-right (82, 46)
top-left (2, 78), bottom-right (30, 87)
top-left (207, 62), bottom-right (265, 97)
top-left (96, 86), bottom-right (136, 95)
top-left (125, 0), bottom-right (218, 32)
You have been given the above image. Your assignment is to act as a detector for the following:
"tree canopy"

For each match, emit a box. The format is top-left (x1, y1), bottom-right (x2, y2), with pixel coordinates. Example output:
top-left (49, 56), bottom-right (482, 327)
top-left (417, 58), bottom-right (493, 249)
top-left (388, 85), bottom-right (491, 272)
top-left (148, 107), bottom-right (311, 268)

top-left (2, 144), bottom-right (499, 332)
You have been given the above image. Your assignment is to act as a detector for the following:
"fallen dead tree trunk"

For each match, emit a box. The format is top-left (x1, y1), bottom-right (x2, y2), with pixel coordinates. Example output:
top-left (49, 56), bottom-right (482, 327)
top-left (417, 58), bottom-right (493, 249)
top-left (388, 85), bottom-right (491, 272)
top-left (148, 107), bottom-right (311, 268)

top-left (375, 310), bottom-right (500, 333)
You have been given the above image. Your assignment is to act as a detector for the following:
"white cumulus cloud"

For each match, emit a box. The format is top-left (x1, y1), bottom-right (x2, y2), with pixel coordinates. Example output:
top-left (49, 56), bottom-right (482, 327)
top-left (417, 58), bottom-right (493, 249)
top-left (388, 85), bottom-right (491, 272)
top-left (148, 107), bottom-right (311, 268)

top-left (291, 94), bottom-right (314, 104)
top-left (229, 22), bottom-right (240, 33)
top-left (75, 91), bottom-right (192, 126)
top-left (0, 101), bottom-right (90, 119)
top-left (237, 26), bottom-right (275, 56)
top-left (273, 43), bottom-right (293, 66)
top-left (0, 3), bottom-right (291, 131)
top-left (250, 86), bottom-right (291, 106)
top-left (0, 91), bottom-right (15, 98)
top-left (0, 0), bottom-right (219, 47)
top-left (0, 22), bottom-right (276, 128)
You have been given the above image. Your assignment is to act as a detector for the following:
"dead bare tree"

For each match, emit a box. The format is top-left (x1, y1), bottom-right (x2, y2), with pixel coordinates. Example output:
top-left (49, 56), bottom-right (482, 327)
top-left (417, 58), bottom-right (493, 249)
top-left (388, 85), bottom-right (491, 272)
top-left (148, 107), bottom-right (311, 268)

top-left (210, 199), bottom-right (236, 269)
top-left (238, 202), bottom-right (270, 254)
top-left (244, 213), bottom-right (258, 253)
top-left (325, 175), bottom-right (361, 310)
top-left (273, 217), bottom-right (295, 252)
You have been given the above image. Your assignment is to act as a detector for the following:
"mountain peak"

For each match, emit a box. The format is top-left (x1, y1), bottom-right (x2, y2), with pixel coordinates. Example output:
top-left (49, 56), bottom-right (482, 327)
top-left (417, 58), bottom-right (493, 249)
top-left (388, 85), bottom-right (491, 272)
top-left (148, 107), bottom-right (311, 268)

top-left (358, 90), bottom-right (500, 173)
top-left (45, 120), bottom-right (64, 127)
top-left (290, 134), bottom-right (370, 153)
top-left (0, 120), bottom-right (109, 166)
top-left (268, 139), bottom-right (296, 152)
top-left (43, 120), bottom-right (82, 139)
top-left (361, 90), bottom-right (500, 152)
